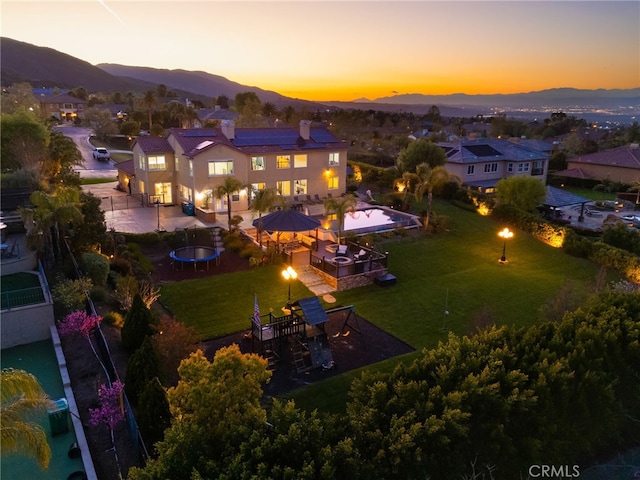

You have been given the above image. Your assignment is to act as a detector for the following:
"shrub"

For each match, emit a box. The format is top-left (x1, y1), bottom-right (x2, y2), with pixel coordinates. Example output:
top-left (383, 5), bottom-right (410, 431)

top-left (52, 277), bottom-right (92, 318)
top-left (135, 378), bottom-right (171, 452)
top-left (223, 232), bottom-right (245, 253)
top-left (125, 336), bottom-right (161, 405)
top-left (90, 285), bottom-right (106, 302)
top-left (562, 229), bottom-right (594, 258)
top-left (602, 222), bottom-right (640, 255)
top-left (110, 257), bottom-right (132, 276)
top-left (80, 251), bottom-right (110, 287)
top-left (103, 311), bottom-right (125, 328)
top-left (121, 294), bottom-right (156, 352)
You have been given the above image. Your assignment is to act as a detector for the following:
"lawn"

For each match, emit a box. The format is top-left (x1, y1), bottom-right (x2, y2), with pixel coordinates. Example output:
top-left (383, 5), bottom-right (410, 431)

top-left (160, 200), bottom-right (606, 410)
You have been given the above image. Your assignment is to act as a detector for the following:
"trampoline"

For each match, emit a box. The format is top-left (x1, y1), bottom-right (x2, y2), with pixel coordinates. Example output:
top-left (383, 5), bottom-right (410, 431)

top-left (170, 246), bottom-right (220, 271)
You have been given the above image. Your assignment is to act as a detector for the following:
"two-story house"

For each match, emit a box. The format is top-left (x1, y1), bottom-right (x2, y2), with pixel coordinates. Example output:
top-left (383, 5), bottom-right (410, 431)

top-left (438, 138), bottom-right (550, 193)
top-left (130, 120), bottom-right (348, 215)
top-left (37, 93), bottom-right (86, 121)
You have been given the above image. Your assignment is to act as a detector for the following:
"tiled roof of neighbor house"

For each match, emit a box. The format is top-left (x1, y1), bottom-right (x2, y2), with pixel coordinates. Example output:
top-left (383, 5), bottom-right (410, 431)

top-left (117, 159), bottom-right (135, 176)
top-left (37, 93), bottom-right (85, 104)
top-left (169, 127), bottom-right (344, 158)
top-left (570, 144), bottom-right (640, 170)
top-left (438, 139), bottom-right (549, 164)
top-left (508, 138), bottom-right (554, 152)
top-left (550, 167), bottom-right (594, 179)
top-left (134, 136), bottom-right (173, 153)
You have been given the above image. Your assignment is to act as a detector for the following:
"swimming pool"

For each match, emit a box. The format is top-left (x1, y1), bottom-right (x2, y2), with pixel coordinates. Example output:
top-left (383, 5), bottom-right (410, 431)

top-left (320, 207), bottom-right (422, 236)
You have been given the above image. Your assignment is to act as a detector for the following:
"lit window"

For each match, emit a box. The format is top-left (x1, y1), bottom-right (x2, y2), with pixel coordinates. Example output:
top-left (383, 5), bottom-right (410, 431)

top-left (277, 155), bottom-right (291, 169)
top-left (251, 182), bottom-right (266, 192)
top-left (277, 180), bottom-right (291, 196)
top-left (208, 160), bottom-right (234, 176)
top-left (329, 152), bottom-right (340, 166)
top-left (180, 184), bottom-right (193, 201)
top-left (251, 156), bottom-right (265, 171)
top-left (467, 165), bottom-right (475, 175)
top-left (294, 154), bottom-right (307, 168)
top-left (138, 154), bottom-right (146, 170)
top-left (294, 179), bottom-right (307, 194)
top-left (148, 155), bottom-right (166, 171)
top-left (175, 157), bottom-right (179, 171)
top-left (189, 160), bottom-right (193, 177)
top-left (328, 176), bottom-right (339, 190)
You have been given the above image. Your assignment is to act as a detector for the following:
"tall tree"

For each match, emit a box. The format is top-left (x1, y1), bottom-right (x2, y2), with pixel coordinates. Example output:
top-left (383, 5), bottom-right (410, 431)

top-left (121, 294), bottom-right (156, 352)
top-left (0, 369), bottom-right (54, 470)
top-left (215, 176), bottom-right (246, 231)
top-left (142, 90), bottom-right (157, 130)
top-left (250, 187), bottom-right (279, 246)
top-left (397, 138), bottom-right (447, 173)
top-left (414, 163), bottom-right (461, 229)
top-left (323, 194), bottom-right (357, 244)
top-left (495, 176), bottom-right (546, 213)
top-left (127, 346), bottom-right (270, 480)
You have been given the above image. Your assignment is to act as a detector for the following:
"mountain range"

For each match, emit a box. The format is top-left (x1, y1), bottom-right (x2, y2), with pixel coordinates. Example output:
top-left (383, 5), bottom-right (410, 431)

top-left (2, 36), bottom-right (638, 121)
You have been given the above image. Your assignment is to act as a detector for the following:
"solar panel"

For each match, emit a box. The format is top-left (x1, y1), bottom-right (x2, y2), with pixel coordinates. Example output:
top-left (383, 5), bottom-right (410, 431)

top-left (464, 145), bottom-right (502, 157)
top-left (181, 129), bottom-right (217, 137)
top-left (310, 129), bottom-right (338, 143)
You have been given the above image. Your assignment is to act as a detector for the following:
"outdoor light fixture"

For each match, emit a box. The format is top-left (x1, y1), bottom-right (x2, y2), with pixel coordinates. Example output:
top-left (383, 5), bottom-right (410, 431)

top-left (281, 266), bottom-right (297, 308)
top-left (498, 227), bottom-right (514, 263)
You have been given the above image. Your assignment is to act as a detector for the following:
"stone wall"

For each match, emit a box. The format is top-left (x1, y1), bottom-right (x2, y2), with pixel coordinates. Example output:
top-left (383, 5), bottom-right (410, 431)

top-left (311, 266), bottom-right (388, 292)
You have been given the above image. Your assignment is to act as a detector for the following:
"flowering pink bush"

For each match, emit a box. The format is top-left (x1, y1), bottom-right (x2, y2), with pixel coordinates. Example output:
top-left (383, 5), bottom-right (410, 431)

top-left (58, 310), bottom-right (103, 338)
top-left (89, 381), bottom-right (125, 430)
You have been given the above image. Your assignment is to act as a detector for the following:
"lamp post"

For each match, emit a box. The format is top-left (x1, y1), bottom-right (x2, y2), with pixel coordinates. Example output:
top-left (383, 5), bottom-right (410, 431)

top-left (281, 266), bottom-right (297, 309)
top-left (498, 227), bottom-right (513, 263)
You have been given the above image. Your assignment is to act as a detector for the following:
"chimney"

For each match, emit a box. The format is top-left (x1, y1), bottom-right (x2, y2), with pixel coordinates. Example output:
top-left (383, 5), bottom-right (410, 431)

top-left (221, 120), bottom-right (235, 140)
top-left (299, 120), bottom-right (311, 140)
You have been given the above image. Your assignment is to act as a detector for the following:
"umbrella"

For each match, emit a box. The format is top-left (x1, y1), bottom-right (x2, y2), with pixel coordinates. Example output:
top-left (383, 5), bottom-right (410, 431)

top-left (252, 209), bottom-right (320, 232)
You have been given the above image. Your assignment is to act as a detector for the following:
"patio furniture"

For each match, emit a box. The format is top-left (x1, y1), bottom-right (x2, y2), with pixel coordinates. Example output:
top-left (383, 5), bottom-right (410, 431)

top-left (314, 194), bottom-right (322, 203)
top-left (354, 249), bottom-right (367, 260)
top-left (325, 243), bottom-right (339, 254)
top-left (331, 256), bottom-right (353, 265)
top-left (337, 245), bottom-right (348, 255)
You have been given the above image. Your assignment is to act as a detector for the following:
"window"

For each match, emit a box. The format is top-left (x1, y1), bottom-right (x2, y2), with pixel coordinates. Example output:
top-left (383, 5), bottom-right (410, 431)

top-left (294, 179), bottom-right (307, 195)
top-left (148, 155), bottom-right (166, 171)
top-left (180, 184), bottom-right (193, 201)
top-left (484, 162), bottom-right (498, 173)
top-left (251, 182), bottom-right (266, 193)
top-left (189, 160), bottom-right (193, 177)
top-left (208, 160), bottom-right (234, 176)
top-left (329, 152), bottom-right (340, 166)
top-left (139, 180), bottom-right (145, 194)
top-left (507, 163), bottom-right (513, 173)
top-left (277, 180), bottom-right (291, 196)
top-left (328, 175), bottom-right (339, 190)
top-left (517, 162), bottom-right (530, 173)
top-left (175, 157), bottom-right (179, 171)
top-left (251, 156), bottom-right (265, 171)
top-left (294, 154), bottom-right (307, 168)
top-left (467, 165), bottom-right (475, 175)
top-left (277, 155), bottom-right (291, 169)
top-left (138, 154), bottom-right (146, 170)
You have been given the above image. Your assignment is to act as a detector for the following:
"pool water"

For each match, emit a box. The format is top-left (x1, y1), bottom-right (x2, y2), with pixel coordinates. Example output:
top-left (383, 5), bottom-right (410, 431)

top-left (322, 207), bottom-right (421, 235)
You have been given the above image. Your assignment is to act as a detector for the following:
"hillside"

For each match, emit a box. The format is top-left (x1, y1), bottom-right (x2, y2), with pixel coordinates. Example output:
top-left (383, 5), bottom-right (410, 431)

top-left (96, 64), bottom-right (319, 110)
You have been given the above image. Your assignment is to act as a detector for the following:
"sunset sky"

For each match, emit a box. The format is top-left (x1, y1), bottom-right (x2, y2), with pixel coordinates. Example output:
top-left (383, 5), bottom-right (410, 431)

top-left (2, 1), bottom-right (639, 101)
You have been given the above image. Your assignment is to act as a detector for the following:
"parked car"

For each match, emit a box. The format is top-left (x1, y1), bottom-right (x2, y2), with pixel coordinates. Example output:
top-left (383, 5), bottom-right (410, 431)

top-left (93, 147), bottom-right (110, 161)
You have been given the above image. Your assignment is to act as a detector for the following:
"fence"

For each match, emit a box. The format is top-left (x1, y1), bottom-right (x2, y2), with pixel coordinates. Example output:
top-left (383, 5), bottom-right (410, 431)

top-left (63, 239), bottom-right (150, 463)
top-left (99, 194), bottom-right (144, 213)
top-left (309, 242), bottom-right (388, 279)
top-left (0, 286), bottom-right (46, 310)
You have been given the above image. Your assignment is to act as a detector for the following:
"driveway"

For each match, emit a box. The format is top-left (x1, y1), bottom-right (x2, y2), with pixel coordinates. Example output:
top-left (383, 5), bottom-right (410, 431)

top-left (53, 125), bottom-right (118, 178)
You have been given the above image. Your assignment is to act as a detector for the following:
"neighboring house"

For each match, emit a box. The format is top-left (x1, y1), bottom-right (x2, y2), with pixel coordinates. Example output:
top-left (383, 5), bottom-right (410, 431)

top-left (559, 144), bottom-right (640, 184)
top-left (438, 138), bottom-right (550, 193)
top-left (37, 93), bottom-right (86, 121)
top-left (130, 120), bottom-right (348, 215)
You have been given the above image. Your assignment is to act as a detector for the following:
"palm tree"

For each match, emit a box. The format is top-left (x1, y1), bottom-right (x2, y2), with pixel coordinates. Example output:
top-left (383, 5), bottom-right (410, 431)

top-left (323, 194), bottom-right (357, 245)
top-left (413, 163), bottom-right (460, 229)
top-left (1, 369), bottom-right (54, 469)
top-left (250, 188), bottom-right (279, 246)
top-left (20, 186), bottom-right (83, 265)
top-left (142, 90), bottom-right (156, 130)
top-left (215, 176), bottom-right (246, 232)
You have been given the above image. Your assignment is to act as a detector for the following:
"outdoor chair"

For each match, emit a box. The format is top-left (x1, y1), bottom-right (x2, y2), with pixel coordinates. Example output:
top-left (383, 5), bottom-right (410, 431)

top-left (314, 194), bottom-right (322, 203)
top-left (354, 249), bottom-right (367, 260)
top-left (337, 245), bottom-right (348, 256)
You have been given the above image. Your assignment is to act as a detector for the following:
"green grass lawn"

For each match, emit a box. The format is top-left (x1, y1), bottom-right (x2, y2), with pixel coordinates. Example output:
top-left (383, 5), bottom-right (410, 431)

top-left (160, 200), bottom-right (607, 411)
top-left (562, 186), bottom-right (616, 201)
